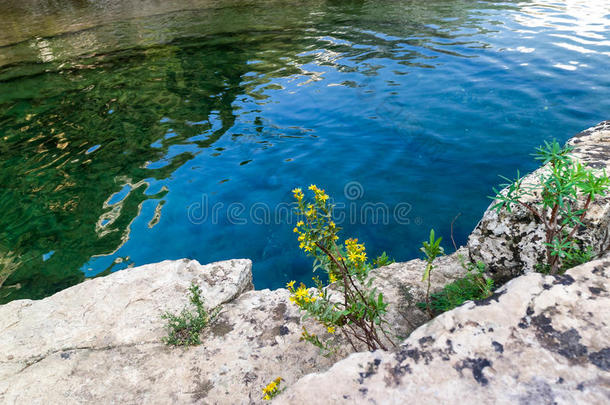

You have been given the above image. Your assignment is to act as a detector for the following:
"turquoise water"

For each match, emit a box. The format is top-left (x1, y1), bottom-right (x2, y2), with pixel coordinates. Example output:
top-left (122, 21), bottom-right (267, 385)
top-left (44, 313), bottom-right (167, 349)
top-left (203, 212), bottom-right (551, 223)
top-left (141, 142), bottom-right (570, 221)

top-left (1, 0), bottom-right (609, 302)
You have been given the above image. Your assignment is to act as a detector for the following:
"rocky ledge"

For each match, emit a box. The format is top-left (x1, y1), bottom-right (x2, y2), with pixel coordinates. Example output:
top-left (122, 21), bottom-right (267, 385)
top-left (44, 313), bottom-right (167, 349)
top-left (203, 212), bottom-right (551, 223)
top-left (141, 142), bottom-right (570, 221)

top-left (1, 122), bottom-right (609, 404)
top-left (280, 257), bottom-right (610, 404)
top-left (0, 253), bottom-right (468, 404)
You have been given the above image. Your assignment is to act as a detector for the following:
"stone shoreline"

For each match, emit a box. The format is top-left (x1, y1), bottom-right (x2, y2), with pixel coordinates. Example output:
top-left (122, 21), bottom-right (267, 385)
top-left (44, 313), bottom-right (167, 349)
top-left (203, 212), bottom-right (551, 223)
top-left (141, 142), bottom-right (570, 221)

top-left (1, 121), bottom-right (609, 404)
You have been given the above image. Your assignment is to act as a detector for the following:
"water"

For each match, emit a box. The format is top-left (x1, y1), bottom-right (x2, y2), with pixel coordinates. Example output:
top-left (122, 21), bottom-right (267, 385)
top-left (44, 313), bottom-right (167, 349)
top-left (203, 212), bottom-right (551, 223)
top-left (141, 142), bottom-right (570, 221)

top-left (1, 0), bottom-right (609, 303)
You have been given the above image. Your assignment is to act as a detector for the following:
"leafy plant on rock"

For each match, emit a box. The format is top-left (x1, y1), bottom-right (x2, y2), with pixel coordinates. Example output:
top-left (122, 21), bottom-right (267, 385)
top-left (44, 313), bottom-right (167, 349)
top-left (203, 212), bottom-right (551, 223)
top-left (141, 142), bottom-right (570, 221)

top-left (535, 245), bottom-right (594, 274)
top-left (420, 229), bottom-right (444, 317)
top-left (371, 251), bottom-right (394, 268)
top-left (287, 185), bottom-right (393, 352)
top-left (492, 140), bottom-right (610, 274)
top-left (162, 283), bottom-right (219, 346)
top-left (418, 256), bottom-right (494, 315)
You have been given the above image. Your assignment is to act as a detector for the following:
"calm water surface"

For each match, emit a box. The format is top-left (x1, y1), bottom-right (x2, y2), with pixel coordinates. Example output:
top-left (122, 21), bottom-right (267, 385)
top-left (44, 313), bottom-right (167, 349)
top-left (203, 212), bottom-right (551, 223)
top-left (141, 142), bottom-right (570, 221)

top-left (1, 0), bottom-right (609, 302)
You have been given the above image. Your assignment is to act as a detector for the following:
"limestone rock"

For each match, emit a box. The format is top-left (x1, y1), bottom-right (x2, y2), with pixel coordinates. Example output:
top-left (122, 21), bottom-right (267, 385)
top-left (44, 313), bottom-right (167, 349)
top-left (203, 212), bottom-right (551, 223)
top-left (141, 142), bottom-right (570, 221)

top-left (468, 121), bottom-right (610, 281)
top-left (0, 250), bottom-right (469, 404)
top-left (370, 247), bottom-right (469, 340)
top-left (0, 258), bottom-right (253, 364)
top-left (279, 257), bottom-right (610, 404)
top-left (0, 258), bottom-right (349, 404)
top-left (0, 287), bottom-right (343, 404)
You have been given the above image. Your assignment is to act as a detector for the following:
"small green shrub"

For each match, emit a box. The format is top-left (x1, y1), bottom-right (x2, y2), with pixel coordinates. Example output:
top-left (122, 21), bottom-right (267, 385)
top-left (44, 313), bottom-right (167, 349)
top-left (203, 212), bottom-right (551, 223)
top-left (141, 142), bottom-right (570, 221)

top-left (417, 257), bottom-right (494, 315)
top-left (492, 140), bottom-right (610, 274)
top-left (372, 251), bottom-right (394, 268)
top-left (560, 245), bottom-right (594, 270)
top-left (420, 229), bottom-right (444, 317)
top-left (288, 185), bottom-right (392, 352)
top-left (162, 283), bottom-right (218, 346)
top-left (535, 245), bottom-right (594, 274)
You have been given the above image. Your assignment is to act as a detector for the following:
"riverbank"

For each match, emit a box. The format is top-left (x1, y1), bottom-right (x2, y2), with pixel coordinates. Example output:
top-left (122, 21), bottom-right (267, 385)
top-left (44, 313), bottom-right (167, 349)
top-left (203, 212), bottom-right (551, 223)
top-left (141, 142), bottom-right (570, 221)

top-left (1, 121), bottom-right (609, 404)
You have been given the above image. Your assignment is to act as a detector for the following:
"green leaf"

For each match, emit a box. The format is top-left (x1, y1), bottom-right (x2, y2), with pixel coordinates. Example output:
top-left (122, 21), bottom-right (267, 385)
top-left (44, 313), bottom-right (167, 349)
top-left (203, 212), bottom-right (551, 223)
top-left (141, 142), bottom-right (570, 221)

top-left (421, 263), bottom-right (431, 282)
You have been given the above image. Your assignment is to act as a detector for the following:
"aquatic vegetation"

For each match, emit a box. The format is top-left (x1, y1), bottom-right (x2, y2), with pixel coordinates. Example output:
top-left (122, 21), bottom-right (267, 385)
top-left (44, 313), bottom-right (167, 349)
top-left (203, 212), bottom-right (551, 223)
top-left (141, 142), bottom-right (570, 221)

top-left (288, 185), bottom-right (392, 352)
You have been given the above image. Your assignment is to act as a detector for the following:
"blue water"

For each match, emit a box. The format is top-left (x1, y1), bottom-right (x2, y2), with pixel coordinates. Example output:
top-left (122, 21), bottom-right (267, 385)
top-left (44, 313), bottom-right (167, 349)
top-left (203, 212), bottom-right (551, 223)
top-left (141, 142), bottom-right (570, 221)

top-left (1, 0), bottom-right (609, 301)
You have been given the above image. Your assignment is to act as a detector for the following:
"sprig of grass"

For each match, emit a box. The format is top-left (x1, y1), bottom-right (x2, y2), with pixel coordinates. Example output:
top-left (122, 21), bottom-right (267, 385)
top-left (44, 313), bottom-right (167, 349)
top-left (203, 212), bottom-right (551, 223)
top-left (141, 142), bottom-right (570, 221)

top-left (162, 283), bottom-right (219, 346)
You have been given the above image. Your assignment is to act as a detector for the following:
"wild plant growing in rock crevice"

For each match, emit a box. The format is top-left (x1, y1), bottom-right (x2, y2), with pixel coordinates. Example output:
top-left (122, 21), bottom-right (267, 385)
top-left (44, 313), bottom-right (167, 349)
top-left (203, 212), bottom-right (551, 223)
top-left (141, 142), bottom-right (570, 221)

top-left (492, 140), bottom-right (610, 274)
top-left (418, 253), bottom-right (494, 315)
top-left (161, 283), bottom-right (219, 346)
top-left (261, 377), bottom-right (284, 401)
top-left (287, 185), bottom-right (393, 352)
top-left (420, 229), bottom-right (444, 317)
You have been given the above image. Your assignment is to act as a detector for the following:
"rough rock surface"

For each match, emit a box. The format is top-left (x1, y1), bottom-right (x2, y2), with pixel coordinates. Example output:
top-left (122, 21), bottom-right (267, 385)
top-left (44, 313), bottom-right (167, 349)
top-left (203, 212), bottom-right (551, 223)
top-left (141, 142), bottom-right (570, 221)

top-left (468, 121), bottom-right (610, 281)
top-left (0, 253), bottom-right (464, 404)
top-left (370, 247), bottom-right (468, 340)
top-left (280, 257), bottom-right (610, 404)
top-left (0, 258), bottom-right (253, 363)
top-left (0, 259), bottom-right (336, 404)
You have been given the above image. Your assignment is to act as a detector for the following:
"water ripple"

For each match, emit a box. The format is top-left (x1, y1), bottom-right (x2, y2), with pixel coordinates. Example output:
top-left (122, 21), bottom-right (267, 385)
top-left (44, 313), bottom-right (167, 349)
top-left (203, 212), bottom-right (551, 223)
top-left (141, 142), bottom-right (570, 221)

top-left (1, 0), bottom-right (609, 302)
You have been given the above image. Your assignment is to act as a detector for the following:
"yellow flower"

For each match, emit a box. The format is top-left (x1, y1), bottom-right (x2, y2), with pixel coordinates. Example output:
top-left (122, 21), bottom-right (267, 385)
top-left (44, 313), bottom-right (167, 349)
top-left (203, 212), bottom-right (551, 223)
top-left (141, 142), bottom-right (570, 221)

top-left (296, 220), bottom-right (304, 227)
top-left (327, 326), bottom-right (335, 334)
top-left (293, 227), bottom-right (298, 233)
top-left (292, 188), bottom-right (304, 201)
top-left (329, 272), bottom-right (338, 283)
top-left (345, 238), bottom-right (367, 264)
top-left (262, 382), bottom-right (275, 395)
top-left (295, 286), bottom-right (308, 299)
top-left (262, 377), bottom-right (283, 400)
top-left (305, 204), bottom-right (316, 217)
top-left (316, 192), bottom-right (329, 203)
top-left (286, 280), bottom-right (295, 289)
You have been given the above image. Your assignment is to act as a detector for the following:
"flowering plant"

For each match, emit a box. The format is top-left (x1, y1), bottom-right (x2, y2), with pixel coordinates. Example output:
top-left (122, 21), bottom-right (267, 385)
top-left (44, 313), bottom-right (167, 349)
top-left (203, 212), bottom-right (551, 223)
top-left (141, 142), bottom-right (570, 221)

top-left (287, 185), bottom-right (392, 352)
top-left (262, 377), bottom-right (283, 401)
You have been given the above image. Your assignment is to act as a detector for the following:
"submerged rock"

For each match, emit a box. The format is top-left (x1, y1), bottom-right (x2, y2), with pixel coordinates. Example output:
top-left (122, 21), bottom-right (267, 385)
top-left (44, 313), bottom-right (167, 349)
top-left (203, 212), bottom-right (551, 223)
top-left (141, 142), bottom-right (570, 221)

top-left (468, 121), bottom-right (610, 281)
top-left (279, 256), bottom-right (610, 404)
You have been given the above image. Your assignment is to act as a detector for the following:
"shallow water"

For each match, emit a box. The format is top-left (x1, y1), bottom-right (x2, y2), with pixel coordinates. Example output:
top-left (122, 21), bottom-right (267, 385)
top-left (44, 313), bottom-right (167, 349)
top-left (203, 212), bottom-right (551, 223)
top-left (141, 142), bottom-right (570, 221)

top-left (1, 0), bottom-right (609, 302)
